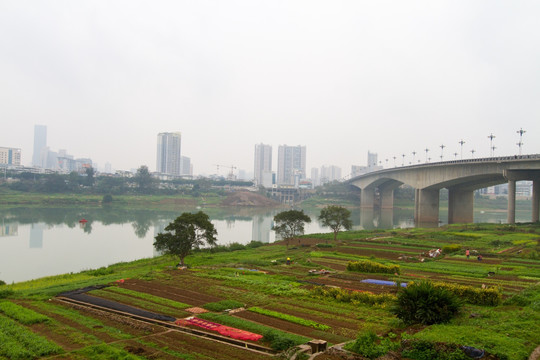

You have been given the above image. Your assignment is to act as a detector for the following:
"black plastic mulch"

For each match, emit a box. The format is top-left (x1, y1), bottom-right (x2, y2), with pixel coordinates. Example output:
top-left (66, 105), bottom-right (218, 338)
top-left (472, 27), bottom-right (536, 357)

top-left (58, 285), bottom-right (176, 322)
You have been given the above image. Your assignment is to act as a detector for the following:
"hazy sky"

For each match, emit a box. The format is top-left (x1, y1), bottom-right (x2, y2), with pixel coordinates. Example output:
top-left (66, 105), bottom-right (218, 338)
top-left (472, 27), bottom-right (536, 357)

top-left (1, 1), bottom-right (539, 176)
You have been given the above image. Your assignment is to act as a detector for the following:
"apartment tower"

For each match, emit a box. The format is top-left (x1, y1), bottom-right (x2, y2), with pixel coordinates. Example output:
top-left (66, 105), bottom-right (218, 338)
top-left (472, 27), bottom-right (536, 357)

top-left (32, 125), bottom-right (47, 167)
top-left (277, 145), bottom-right (306, 186)
top-left (156, 132), bottom-right (182, 176)
top-left (254, 143), bottom-right (272, 187)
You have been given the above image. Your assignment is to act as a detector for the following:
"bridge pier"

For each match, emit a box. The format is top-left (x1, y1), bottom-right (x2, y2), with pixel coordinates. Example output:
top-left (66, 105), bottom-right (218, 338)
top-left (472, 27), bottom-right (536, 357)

top-left (414, 188), bottom-right (439, 225)
top-left (448, 188), bottom-right (474, 224)
top-left (360, 188), bottom-right (375, 208)
top-left (533, 180), bottom-right (539, 222)
top-left (507, 180), bottom-right (516, 224)
top-left (379, 187), bottom-right (394, 209)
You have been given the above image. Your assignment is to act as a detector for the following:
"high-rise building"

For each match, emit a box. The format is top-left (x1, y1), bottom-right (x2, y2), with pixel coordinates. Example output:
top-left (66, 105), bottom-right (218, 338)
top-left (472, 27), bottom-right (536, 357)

top-left (254, 143), bottom-right (272, 187)
top-left (156, 132), bottom-right (182, 176)
top-left (367, 151), bottom-right (378, 169)
top-left (320, 165), bottom-right (342, 184)
top-left (277, 145), bottom-right (306, 186)
top-left (311, 167), bottom-right (320, 188)
top-left (180, 156), bottom-right (191, 176)
top-left (32, 125), bottom-right (47, 167)
top-left (0, 147), bottom-right (21, 166)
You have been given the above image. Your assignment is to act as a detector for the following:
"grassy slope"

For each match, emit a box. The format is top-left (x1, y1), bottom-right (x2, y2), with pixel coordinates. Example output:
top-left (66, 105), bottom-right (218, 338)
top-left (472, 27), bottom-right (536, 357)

top-left (0, 223), bottom-right (539, 359)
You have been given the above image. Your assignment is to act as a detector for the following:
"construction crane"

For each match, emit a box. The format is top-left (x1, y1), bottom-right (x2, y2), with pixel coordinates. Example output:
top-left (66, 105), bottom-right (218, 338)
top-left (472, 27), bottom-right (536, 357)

top-left (214, 164), bottom-right (237, 180)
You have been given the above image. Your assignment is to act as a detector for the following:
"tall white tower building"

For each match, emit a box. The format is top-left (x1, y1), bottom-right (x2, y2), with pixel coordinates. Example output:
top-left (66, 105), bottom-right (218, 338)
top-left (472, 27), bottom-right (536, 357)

top-left (32, 125), bottom-right (47, 167)
top-left (277, 145), bottom-right (306, 186)
top-left (156, 132), bottom-right (182, 176)
top-left (254, 143), bottom-right (272, 187)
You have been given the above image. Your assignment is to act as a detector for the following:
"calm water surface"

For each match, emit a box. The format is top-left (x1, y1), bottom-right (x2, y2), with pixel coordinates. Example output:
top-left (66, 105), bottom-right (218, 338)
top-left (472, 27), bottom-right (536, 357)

top-left (0, 206), bottom-right (531, 284)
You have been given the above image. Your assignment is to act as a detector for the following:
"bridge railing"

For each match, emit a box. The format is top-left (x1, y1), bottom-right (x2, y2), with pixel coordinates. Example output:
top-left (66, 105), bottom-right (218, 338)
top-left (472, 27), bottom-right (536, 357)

top-left (346, 154), bottom-right (540, 181)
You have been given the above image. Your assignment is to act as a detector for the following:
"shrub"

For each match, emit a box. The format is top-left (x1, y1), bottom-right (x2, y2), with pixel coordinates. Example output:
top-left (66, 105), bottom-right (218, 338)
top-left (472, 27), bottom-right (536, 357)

top-left (262, 330), bottom-right (297, 351)
top-left (431, 281), bottom-right (501, 306)
top-left (203, 300), bottom-right (244, 312)
top-left (0, 290), bottom-right (13, 299)
top-left (0, 280), bottom-right (5, 286)
top-left (102, 194), bottom-right (113, 203)
top-left (85, 267), bottom-right (114, 276)
top-left (311, 286), bottom-right (395, 306)
top-left (347, 260), bottom-right (400, 275)
top-left (392, 281), bottom-right (461, 325)
top-left (345, 331), bottom-right (398, 359)
top-left (442, 244), bottom-right (461, 254)
top-left (246, 240), bottom-right (264, 249)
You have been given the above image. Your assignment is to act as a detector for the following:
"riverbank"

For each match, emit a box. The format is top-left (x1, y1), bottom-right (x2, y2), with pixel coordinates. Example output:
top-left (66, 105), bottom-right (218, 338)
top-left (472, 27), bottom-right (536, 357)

top-left (1, 223), bottom-right (538, 359)
top-left (0, 188), bottom-right (284, 210)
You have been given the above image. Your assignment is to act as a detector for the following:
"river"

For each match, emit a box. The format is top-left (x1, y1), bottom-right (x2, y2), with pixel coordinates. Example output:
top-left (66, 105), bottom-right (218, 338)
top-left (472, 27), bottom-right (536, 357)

top-left (0, 206), bottom-right (532, 284)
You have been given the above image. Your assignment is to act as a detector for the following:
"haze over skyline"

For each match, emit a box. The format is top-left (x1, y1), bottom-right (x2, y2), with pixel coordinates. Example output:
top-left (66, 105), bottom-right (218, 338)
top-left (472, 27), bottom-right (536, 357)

top-left (1, 1), bottom-right (539, 176)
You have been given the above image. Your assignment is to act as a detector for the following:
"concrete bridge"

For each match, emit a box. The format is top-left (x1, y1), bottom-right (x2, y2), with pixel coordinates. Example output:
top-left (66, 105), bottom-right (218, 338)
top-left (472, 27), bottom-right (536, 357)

top-left (348, 154), bottom-right (540, 225)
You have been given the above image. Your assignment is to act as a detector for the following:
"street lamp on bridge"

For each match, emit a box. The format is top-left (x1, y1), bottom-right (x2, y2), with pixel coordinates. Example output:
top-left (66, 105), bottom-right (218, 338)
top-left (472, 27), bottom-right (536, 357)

top-left (459, 139), bottom-right (465, 159)
top-left (471, 149), bottom-right (476, 158)
top-left (412, 151), bottom-right (416, 163)
top-left (425, 148), bottom-right (429, 163)
top-left (517, 128), bottom-right (526, 155)
top-left (440, 144), bottom-right (445, 161)
top-left (488, 133), bottom-right (496, 157)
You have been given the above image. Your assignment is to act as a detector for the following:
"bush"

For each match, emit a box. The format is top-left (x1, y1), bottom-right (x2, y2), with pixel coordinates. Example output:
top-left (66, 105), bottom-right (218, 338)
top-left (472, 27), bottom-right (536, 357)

top-left (311, 286), bottom-right (395, 306)
top-left (0, 280), bottom-right (5, 286)
top-left (432, 281), bottom-right (501, 306)
top-left (262, 330), bottom-right (297, 351)
top-left (345, 331), bottom-right (398, 359)
top-left (102, 194), bottom-right (113, 203)
top-left (203, 300), bottom-right (244, 312)
top-left (347, 260), bottom-right (400, 275)
top-left (392, 281), bottom-right (461, 325)
top-left (442, 244), bottom-right (461, 254)
top-left (0, 290), bottom-right (14, 299)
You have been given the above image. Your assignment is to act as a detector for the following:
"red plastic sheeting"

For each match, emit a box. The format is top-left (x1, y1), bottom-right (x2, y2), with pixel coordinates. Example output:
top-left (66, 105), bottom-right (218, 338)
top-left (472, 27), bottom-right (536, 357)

top-left (184, 317), bottom-right (263, 341)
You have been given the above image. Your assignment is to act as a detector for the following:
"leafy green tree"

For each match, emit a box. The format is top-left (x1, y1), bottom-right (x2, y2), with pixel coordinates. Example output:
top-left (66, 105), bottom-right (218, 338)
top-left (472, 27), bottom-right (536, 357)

top-left (318, 205), bottom-right (352, 242)
top-left (154, 211), bottom-right (217, 266)
top-left (273, 210), bottom-right (311, 248)
top-left (135, 165), bottom-right (155, 193)
top-left (85, 167), bottom-right (95, 186)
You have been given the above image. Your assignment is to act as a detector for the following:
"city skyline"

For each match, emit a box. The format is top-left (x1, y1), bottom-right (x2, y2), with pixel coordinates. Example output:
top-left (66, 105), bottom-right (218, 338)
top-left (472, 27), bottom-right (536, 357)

top-left (1, 2), bottom-right (539, 175)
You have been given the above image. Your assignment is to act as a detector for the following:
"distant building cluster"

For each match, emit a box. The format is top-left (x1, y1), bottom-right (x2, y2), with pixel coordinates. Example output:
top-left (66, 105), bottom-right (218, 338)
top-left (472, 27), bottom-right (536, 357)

top-left (254, 144), bottom-right (307, 189)
top-left (27, 125), bottom-right (94, 173)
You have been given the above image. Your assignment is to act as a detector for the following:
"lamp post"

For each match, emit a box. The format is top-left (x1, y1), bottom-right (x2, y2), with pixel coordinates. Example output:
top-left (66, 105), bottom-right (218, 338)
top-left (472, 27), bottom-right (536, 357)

top-left (516, 128), bottom-right (526, 155)
top-left (471, 149), bottom-right (476, 158)
top-left (393, 156), bottom-right (396, 167)
top-left (491, 146), bottom-right (496, 157)
top-left (459, 139), bottom-right (465, 159)
top-left (402, 154), bottom-right (406, 166)
top-left (425, 148), bottom-right (429, 163)
top-left (488, 133), bottom-right (496, 157)
top-left (453, 152), bottom-right (458, 159)
top-left (412, 151), bottom-right (416, 163)
top-left (440, 144), bottom-right (445, 161)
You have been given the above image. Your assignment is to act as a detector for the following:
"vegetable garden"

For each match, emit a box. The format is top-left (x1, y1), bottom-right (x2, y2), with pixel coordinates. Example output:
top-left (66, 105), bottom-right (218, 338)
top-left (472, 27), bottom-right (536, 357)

top-left (0, 223), bottom-right (538, 359)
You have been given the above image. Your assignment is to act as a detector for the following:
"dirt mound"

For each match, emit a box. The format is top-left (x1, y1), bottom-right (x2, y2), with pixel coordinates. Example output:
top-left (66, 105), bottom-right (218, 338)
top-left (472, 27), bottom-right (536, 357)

top-left (221, 191), bottom-right (279, 207)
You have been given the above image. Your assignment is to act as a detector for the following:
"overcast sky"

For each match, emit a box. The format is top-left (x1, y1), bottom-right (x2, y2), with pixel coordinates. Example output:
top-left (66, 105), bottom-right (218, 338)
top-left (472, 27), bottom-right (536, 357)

top-left (1, 1), bottom-right (539, 177)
